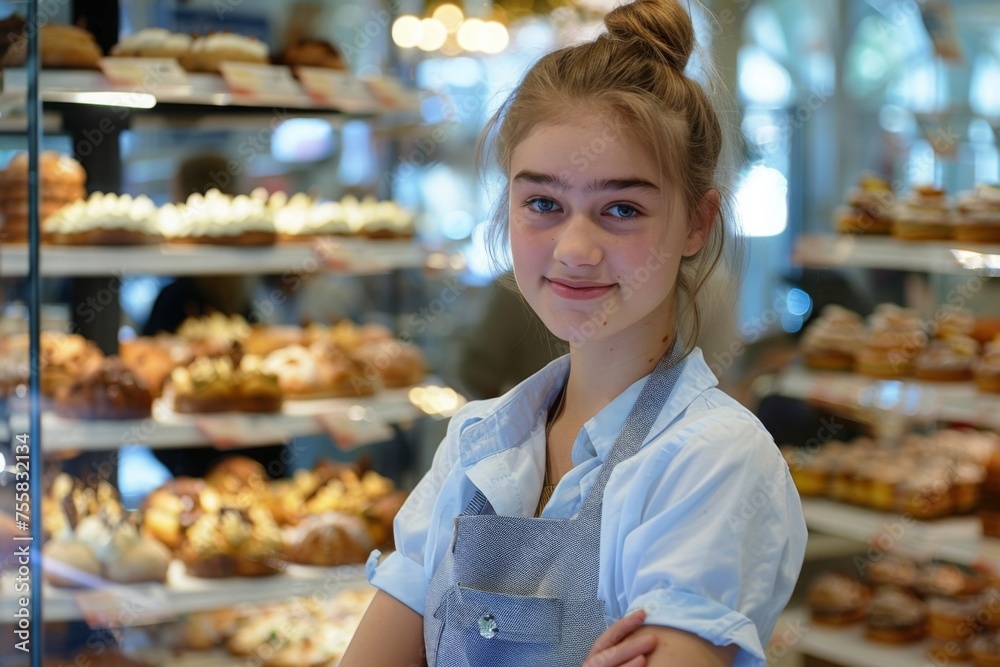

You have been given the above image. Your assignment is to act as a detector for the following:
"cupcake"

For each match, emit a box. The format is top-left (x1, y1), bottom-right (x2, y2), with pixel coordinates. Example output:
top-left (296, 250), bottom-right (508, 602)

top-left (807, 571), bottom-right (871, 625)
top-left (866, 585), bottom-right (928, 643)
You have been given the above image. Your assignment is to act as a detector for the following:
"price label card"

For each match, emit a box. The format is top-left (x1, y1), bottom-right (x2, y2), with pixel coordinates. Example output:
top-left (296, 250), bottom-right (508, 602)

top-left (316, 412), bottom-right (393, 451)
top-left (99, 57), bottom-right (188, 87)
top-left (196, 416), bottom-right (288, 448)
top-left (295, 67), bottom-right (379, 111)
top-left (220, 62), bottom-right (303, 97)
top-left (76, 585), bottom-right (173, 629)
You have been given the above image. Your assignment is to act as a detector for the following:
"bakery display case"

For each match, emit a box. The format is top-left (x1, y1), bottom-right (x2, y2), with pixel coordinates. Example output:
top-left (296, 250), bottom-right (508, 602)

top-left (0, 6), bottom-right (467, 666)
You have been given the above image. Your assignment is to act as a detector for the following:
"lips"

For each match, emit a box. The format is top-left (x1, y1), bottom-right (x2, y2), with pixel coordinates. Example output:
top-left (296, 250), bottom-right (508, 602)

top-left (546, 277), bottom-right (616, 300)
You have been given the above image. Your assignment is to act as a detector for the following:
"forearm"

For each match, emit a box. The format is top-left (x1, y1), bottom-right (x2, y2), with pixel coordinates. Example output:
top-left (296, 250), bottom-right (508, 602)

top-left (340, 590), bottom-right (426, 667)
top-left (641, 626), bottom-right (738, 667)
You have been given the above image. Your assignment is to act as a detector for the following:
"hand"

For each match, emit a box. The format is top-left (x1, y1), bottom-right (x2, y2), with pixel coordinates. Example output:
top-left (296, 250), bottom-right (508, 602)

top-left (583, 609), bottom-right (658, 667)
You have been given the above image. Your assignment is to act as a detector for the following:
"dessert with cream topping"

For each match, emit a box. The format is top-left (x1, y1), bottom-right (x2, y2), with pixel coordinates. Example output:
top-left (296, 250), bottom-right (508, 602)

top-left (44, 192), bottom-right (161, 245)
top-left (160, 188), bottom-right (276, 245)
top-left (180, 33), bottom-right (270, 73)
top-left (111, 28), bottom-right (193, 59)
top-left (835, 173), bottom-right (894, 235)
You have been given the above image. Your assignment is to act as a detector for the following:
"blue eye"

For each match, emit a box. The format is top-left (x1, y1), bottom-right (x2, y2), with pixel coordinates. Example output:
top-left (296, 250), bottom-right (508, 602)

top-left (608, 204), bottom-right (639, 218)
top-left (526, 197), bottom-right (559, 213)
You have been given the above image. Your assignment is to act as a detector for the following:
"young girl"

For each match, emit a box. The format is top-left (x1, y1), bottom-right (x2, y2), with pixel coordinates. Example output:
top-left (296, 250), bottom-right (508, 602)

top-left (342, 1), bottom-right (806, 664)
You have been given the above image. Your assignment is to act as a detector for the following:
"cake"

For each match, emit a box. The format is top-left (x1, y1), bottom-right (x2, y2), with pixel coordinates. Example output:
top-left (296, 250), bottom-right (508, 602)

top-left (44, 192), bottom-right (161, 245)
top-left (835, 174), bottom-right (894, 235)
top-left (956, 184), bottom-right (1000, 243)
top-left (160, 189), bottom-right (277, 245)
top-left (352, 338), bottom-right (426, 388)
top-left (891, 185), bottom-right (954, 240)
top-left (168, 355), bottom-right (283, 414)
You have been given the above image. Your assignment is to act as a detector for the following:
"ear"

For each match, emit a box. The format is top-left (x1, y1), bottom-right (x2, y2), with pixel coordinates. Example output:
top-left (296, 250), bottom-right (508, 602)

top-left (683, 189), bottom-right (719, 257)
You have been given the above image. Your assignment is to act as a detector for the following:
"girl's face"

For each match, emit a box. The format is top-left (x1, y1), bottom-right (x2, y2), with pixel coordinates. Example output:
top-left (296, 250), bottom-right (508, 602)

top-left (509, 112), bottom-right (708, 348)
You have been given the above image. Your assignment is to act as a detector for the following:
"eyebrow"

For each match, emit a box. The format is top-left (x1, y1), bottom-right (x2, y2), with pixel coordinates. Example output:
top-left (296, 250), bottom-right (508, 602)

top-left (511, 170), bottom-right (660, 194)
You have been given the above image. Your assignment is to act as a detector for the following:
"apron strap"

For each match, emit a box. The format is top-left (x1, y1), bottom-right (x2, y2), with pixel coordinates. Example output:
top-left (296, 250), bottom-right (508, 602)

top-left (577, 339), bottom-right (686, 522)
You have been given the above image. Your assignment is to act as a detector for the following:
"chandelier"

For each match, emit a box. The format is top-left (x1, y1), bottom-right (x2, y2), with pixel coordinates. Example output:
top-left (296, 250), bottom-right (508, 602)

top-left (391, 3), bottom-right (510, 55)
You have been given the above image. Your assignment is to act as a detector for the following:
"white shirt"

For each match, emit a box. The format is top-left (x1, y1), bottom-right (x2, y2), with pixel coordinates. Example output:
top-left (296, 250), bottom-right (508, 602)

top-left (368, 347), bottom-right (806, 667)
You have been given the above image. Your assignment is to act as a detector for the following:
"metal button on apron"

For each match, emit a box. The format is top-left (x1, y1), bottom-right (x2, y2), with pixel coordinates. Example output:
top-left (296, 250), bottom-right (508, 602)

top-left (478, 613), bottom-right (498, 638)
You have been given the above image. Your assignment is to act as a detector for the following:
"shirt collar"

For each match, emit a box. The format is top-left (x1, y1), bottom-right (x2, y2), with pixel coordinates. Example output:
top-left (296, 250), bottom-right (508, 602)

top-left (458, 347), bottom-right (718, 467)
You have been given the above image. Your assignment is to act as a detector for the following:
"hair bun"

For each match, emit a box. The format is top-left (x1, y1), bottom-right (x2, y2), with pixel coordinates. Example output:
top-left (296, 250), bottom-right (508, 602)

top-left (604, 0), bottom-right (694, 73)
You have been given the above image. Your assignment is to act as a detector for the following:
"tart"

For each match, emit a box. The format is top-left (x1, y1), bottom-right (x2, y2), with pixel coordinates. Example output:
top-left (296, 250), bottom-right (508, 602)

top-left (169, 355), bottom-right (283, 414)
top-left (44, 192), bottom-right (161, 245)
top-left (180, 33), bottom-right (270, 73)
top-left (160, 189), bottom-right (276, 246)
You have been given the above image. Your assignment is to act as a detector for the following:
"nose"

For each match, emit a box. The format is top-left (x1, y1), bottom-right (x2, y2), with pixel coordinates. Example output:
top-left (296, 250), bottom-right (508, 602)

top-left (552, 213), bottom-right (602, 267)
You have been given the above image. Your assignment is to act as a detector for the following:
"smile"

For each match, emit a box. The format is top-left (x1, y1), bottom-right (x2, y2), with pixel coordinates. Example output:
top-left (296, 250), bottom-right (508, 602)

top-left (545, 278), bottom-right (616, 300)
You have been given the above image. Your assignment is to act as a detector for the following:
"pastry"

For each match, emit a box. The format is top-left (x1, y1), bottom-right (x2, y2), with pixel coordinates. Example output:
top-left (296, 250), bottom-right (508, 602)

top-left (243, 325), bottom-right (304, 356)
top-left (913, 335), bottom-right (979, 382)
top-left (52, 357), bottom-right (154, 420)
top-left (956, 184), bottom-right (1000, 243)
top-left (180, 33), bottom-right (270, 73)
top-left (160, 189), bottom-right (276, 246)
top-left (119, 334), bottom-right (194, 399)
top-left (260, 342), bottom-right (376, 398)
top-left (892, 185), bottom-right (954, 240)
top-left (807, 571), bottom-right (870, 625)
top-left (281, 38), bottom-right (347, 70)
top-left (953, 461), bottom-right (986, 514)
top-left (928, 595), bottom-right (984, 651)
top-left (973, 631), bottom-right (1000, 667)
top-left (865, 555), bottom-right (919, 591)
top-left (915, 562), bottom-right (985, 599)
top-left (172, 609), bottom-right (241, 650)
top-left (42, 538), bottom-right (103, 588)
top-left (976, 341), bottom-right (1000, 394)
top-left (282, 511), bottom-right (373, 566)
top-left (900, 470), bottom-right (954, 519)
top-left (40, 331), bottom-right (105, 396)
top-left (205, 456), bottom-right (270, 497)
top-left (0, 150), bottom-right (86, 243)
top-left (866, 585), bottom-right (928, 643)
top-left (44, 192), bottom-right (161, 245)
top-left (111, 28), bottom-right (193, 59)
top-left (179, 505), bottom-right (283, 578)
top-left (363, 490), bottom-right (407, 549)
top-left (934, 306), bottom-right (976, 339)
top-left (800, 305), bottom-right (864, 371)
top-left (176, 312), bottom-right (250, 357)
top-left (353, 338), bottom-right (426, 388)
top-left (835, 174), bottom-right (894, 235)
top-left (75, 513), bottom-right (171, 584)
top-left (169, 355), bottom-right (283, 414)
top-left (0, 22), bottom-right (103, 69)
top-left (142, 477), bottom-right (220, 550)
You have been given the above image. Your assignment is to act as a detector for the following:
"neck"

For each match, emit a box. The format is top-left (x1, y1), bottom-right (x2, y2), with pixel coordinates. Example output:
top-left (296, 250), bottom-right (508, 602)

top-left (561, 317), bottom-right (676, 426)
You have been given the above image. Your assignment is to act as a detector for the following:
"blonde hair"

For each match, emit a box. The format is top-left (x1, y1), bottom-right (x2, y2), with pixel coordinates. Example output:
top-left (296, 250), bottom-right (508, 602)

top-left (479, 0), bottom-right (743, 356)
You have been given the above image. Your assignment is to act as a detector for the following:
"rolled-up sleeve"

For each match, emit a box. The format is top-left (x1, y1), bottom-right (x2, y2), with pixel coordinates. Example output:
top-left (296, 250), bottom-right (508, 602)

top-left (367, 404), bottom-right (472, 616)
top-left (613, 410), bottom-right (807, 666)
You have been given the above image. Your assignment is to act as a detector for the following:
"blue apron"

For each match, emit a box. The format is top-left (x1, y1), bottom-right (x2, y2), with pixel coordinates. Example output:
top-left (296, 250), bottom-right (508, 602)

top-left (424, 345), bottom-right (686, 666)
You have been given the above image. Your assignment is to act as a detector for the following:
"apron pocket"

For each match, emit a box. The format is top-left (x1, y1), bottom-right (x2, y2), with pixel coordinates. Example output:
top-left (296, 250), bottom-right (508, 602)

top-left (435, 585), bottom-right (563, 644)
